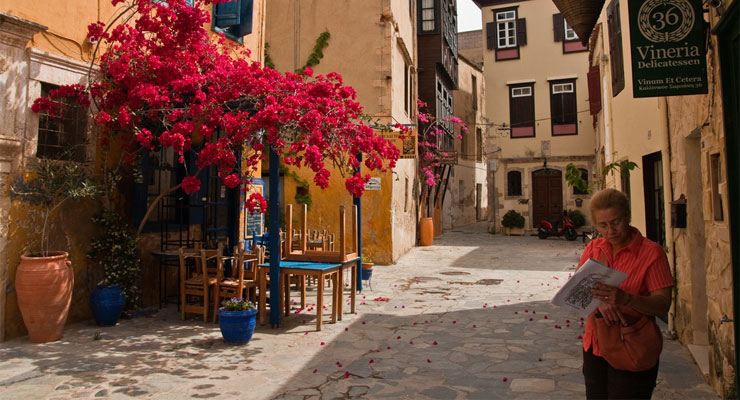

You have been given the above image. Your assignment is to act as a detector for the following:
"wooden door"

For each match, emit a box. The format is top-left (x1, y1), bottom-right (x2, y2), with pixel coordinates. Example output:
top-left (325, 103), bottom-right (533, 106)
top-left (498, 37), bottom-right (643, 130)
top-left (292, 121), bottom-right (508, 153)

top-left (532, 168), bottom-right (563, 228)
top-left (642, 151), bottom-right (665, 247)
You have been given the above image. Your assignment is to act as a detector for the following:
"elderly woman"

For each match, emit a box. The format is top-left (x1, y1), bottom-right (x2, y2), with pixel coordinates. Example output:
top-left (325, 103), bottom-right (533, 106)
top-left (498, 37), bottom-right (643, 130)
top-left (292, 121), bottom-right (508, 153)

top-left (579, 188), bottom-right (674, 399)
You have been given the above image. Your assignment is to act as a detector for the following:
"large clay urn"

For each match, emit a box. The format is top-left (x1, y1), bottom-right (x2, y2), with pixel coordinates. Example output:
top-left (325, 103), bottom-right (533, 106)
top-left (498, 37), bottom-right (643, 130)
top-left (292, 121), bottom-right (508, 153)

top-left (15, 251), bottom-right (74, 343)
top-left (419, 217), bottom-right (434, 246)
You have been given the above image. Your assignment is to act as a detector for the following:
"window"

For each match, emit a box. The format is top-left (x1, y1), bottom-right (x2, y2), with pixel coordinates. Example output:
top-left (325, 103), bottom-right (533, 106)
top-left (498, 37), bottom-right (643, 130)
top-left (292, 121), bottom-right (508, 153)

top-left (36, 83), bottom-right (88, 162)
top-left (134, 147), bottom-right (192, 232)
top-left (436, 76), bottom-right (454, 142)
top-left (606, 0), bottom-right (625, 96)
top-left (587, 65), bottom-right (602, 115)
top-left (564, 19), bottom-right (578, 41)
top-left (420, 0), bottom-right (435, 32)
top-left (507, 171), bottom-right (522, 196)
top-left (496, 11), bottom-right (516, 48)
top-left (509, 83), bottom-right (535, 138)
top-left (550, 80), bottom-right (577, 136)
top-left (711, 153), bottom-right (723, 221)
top-left (212, 0), bottom-right (254, 43)
top-left (486, 8), bottom-right (526, 61)
top-left (405, 177), bottom-right (409, 212)
top-left (573, 168), bottom-right (589, 195)
top-left (472, 74), bottom-right (478, 110)
top-left (459, 180), bottom-right (465, 204)
top-left (404, 63), bottom-right (414, 116)
top-left (476, 128), bottom-right (483, 162)
top-left (444, 0), bottom-right (458, 56)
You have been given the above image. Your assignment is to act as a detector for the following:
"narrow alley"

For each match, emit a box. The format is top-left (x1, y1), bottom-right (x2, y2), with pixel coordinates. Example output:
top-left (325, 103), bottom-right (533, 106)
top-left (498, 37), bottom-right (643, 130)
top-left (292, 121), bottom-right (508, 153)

top-left (0, 223), bottom-right (716, 399)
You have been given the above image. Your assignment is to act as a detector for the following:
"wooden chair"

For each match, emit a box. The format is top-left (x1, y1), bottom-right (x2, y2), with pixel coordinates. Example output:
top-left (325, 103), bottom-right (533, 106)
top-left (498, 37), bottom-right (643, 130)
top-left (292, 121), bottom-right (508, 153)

top-left (212, 244), bottom-right (262, 322)
top-left (180, 246), bottom-right (218, 322)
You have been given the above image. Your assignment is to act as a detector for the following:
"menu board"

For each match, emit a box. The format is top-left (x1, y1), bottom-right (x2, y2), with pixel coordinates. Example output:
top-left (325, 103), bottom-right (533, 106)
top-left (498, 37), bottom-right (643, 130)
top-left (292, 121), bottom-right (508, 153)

top-left (243, 183), bottom-right (264, 239)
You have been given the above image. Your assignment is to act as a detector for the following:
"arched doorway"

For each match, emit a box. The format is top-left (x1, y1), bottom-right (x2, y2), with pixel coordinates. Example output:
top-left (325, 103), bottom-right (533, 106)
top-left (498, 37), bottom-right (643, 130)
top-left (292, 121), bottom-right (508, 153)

top-left (532, 168), bottom-right (563, 228)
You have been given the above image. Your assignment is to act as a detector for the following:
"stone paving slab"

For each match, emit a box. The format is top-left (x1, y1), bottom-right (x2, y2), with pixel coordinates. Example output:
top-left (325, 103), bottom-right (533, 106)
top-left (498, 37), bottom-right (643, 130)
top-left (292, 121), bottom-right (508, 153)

top-left (0, 222), bottom-right (718, 399)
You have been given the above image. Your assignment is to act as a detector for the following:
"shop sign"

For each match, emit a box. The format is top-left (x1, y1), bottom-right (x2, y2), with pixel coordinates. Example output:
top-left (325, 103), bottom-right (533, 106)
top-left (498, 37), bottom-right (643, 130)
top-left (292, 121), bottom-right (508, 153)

top-left (381, 131), bottom-right (417, 159)
top-left (364, 177), bottom-right (381, 190)
top-left (628, 0), bottom-right (708, 97)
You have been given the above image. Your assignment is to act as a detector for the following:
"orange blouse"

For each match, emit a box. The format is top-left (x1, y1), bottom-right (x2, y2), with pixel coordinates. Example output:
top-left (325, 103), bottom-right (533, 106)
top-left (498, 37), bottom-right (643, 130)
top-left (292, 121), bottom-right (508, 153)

top-left (579, 227), bottom-right (675, 355)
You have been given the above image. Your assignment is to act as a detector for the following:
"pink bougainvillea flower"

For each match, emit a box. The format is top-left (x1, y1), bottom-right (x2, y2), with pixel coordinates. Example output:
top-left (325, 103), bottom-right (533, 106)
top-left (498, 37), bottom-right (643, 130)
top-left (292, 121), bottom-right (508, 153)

top-left (452, 321), bottom-right (456, 324)
top-left (344, 372), bottom-right (350, 379)
top-left (427, 359), bottom-right (432, 363)
top-left (397, 336), bottom-right (401, 339)
top-left (473, 325), bottom-right (477, 328)
top-left (320, 342), bottom-right (325, 346)
top-left (336, 362), bottom-right (343, 367)
top-left (345, 328), bottom-right (349, 331)
top-left (577, 335), bottom-right (583, 339)
top-left (369, 359), bottom-right (374, 364)
top-left (386, 346), bottom-right (391, 350)
top-left (313, 369), bottom-right (317, 373)
top-left (544, 316), bottom-right (548, 319)
top-left (514, 312), bottom-right (518, 315)
top-left (433, 341), bottom-right (438, 345)
top-left (503, 377), bottom-right (508, 382)
top-left (362, 321), bottom-right (366, 324)
top-left (538, 358), bottom-right (542, 362)
top-left (529, 318), bottom-right (533, 321)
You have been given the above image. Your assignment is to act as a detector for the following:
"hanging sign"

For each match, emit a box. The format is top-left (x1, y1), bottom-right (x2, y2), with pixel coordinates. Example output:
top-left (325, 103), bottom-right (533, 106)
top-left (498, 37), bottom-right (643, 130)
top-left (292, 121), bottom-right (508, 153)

top-left (628, 0), bottom-right (708, 97)
top-left (381, 130), bottom-right (417, 159)
top-left (364, 177), bottom-right (381, 190)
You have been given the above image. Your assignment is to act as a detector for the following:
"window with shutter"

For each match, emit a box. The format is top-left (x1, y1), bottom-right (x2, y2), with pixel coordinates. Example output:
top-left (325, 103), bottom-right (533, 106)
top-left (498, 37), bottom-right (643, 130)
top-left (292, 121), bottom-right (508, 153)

top-left (606, 0), bottom-right (625, 96)
top-left (507, 171), bottom-right (522, 196)
top-left (553, 14), bottom-right (564, 42)
top-left (550, 80), bottom-right (577, 136)
top-left (212, 0), bottom-right (253, 43)
top-left (587, 65), bottom-right (602, 115)
top-left (509, 83), bottom-right (535, 138)
top-left (492, 7), bottom-right (521, 61)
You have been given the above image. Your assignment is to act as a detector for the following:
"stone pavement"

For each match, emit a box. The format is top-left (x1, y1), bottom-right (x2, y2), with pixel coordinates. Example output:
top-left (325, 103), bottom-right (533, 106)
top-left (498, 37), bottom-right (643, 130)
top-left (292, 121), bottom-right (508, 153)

top-left (0, 222), bottom-right (719, 399)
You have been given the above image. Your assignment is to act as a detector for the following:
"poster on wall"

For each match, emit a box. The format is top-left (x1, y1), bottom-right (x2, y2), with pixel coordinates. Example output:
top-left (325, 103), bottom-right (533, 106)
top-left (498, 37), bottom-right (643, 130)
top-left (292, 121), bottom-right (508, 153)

top-left (243, 183), bottom-right (263, 239)
top-left (381, 130), bottom-right (417, 159)
top-left (628, 0), bottom-right (708, 97)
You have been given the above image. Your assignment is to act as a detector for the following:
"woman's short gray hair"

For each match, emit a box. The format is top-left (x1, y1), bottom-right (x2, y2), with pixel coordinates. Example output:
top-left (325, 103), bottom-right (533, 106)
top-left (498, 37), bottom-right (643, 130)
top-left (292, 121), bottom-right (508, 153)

top-left (589, 188), bottom-right (631, 223)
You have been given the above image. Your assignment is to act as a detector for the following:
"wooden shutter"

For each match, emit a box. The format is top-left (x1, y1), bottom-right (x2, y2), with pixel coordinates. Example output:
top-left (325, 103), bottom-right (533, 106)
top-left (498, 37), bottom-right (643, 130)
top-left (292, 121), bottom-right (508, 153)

top-left (486, 22), bottom-right (497, 50)
top-left (214, 0), bottom-right (241, 28)
top-left (234, 0), bottom-right (254, 37)
top-left (516, 18), bottom-right (527, 46)
top-left (587, 65), bottom-right (602, 115)
top-left (563, 89), bottom-right (576, 124)
top-left (553, 14), bottom-right (564, 42)
top-left (551, 91), bottom-right (565, 124)
top-left (606, 0), bottom-right (625, 96)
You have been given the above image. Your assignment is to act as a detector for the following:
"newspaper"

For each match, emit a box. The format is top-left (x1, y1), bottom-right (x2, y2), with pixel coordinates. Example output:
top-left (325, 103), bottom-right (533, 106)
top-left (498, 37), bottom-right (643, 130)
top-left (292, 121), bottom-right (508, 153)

top-left (550, 258), bottom-right (628, 317)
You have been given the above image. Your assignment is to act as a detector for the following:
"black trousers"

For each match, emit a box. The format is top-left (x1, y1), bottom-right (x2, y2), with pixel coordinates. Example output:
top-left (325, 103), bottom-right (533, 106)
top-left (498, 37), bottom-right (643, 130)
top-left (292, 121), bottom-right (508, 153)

top-left (582, 347), bottom-right (659, 399)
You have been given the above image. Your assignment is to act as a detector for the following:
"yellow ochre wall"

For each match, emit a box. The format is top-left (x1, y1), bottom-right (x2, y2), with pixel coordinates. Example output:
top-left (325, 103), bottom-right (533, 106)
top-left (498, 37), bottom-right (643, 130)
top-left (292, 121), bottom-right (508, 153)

top-left (266, 0), bottom-right (418, 264)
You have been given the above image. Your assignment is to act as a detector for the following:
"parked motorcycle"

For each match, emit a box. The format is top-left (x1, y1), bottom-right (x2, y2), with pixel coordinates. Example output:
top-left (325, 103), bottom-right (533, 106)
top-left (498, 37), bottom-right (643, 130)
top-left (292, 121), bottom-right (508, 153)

top-left (537, 210), bottom-right (579, 241)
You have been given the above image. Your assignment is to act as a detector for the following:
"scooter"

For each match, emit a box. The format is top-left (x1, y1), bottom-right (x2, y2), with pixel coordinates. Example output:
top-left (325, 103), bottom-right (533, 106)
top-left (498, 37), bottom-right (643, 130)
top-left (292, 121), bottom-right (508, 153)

top-left (538, 210), bottom-right (579, 241)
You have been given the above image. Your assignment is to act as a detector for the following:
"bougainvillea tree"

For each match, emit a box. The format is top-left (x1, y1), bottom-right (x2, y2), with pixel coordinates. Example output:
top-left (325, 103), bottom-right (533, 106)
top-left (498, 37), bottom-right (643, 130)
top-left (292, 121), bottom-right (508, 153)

top-left (31, 0), bottom-right (400, 234)
top-left (414, 100), bottom-right (466, 217)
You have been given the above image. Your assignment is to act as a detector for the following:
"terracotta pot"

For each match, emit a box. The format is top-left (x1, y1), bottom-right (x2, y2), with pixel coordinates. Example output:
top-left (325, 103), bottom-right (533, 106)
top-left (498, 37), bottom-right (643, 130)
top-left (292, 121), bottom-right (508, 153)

top-left (419, 217), bottom-right (434, 246)
top-left (15, 251), bottom-right (74, 343)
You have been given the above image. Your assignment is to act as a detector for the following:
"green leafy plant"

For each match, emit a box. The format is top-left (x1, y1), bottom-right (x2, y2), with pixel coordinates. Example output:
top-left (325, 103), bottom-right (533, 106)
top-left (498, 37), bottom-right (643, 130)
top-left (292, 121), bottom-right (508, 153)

top-left (11, 156), bottom-right (99, 256)
top-left (361, 255), bottom-right (373, 264)
top-left (221, 297), bottom-right (256, 311)
top-left (501, 210), bottom-right (525, 229)
top-left (565, 160), bottom-right (639, 194)
top-left (281, 165), bottom-right (312, 208)
top-left (87, 209), bottom-right (142, 310)
top-left (567, 209), bottom-right (586, 228)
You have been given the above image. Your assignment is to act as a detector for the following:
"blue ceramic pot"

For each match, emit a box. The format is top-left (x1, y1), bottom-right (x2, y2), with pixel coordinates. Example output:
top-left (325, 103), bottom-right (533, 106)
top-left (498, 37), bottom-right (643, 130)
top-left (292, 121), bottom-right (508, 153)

top-left (361, 268), bottom-right (373, 281)
top-left (90, 285), bottom-right (125, 326)
top-left (217, 308), bottom-right (258, 344)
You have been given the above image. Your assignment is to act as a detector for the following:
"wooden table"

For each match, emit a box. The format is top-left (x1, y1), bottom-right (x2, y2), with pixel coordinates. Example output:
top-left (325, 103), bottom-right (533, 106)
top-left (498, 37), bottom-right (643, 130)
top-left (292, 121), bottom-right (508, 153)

top-left (257, 260), bottom-right (357, 331)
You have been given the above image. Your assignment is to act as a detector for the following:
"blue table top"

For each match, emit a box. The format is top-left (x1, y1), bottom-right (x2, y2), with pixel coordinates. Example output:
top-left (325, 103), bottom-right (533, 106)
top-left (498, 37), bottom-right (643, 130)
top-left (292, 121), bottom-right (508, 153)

top-left (258, 261), bottom-right (342, 271)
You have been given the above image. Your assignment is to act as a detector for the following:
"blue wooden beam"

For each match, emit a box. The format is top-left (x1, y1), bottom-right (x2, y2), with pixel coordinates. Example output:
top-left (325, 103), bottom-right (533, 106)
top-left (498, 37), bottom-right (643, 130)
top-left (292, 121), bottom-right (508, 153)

top-left (354, 154), bottom-right (363, 292)
top-left (268, 147), bottom-right (281, 327)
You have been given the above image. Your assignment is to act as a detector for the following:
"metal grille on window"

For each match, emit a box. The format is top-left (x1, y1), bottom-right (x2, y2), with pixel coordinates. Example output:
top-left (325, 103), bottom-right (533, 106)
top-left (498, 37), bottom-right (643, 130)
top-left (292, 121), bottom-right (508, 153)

top-left (37, 83), bottom-right (88, 162)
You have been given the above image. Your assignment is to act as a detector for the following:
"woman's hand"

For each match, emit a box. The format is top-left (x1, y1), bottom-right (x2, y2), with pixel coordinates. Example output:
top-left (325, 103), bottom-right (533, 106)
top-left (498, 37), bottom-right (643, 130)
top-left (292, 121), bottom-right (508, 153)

top-left (592, 283), bottom-right (629, 326)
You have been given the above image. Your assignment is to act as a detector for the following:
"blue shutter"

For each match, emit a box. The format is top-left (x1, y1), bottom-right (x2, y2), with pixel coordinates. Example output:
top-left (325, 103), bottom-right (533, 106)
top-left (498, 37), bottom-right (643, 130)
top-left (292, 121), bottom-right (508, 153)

top-left (214, 0), bottom-right (241, 28)
top-left (234, 0), bottom-right (254, 37)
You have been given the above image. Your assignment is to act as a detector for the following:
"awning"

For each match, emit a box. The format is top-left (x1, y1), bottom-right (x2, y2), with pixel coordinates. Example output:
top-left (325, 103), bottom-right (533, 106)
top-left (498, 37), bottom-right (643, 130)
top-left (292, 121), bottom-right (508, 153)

top-left (551, 0), bottom-right (605, 45)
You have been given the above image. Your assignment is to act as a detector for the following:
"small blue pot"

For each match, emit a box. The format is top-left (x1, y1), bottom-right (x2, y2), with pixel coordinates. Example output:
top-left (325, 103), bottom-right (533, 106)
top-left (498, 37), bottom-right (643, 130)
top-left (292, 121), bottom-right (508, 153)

top-left (361, 268), bottom-right (373, 281)
top-left (90, 285), bottom-right (126, 327)
top-left (217, 308), bottom-right (258, 344)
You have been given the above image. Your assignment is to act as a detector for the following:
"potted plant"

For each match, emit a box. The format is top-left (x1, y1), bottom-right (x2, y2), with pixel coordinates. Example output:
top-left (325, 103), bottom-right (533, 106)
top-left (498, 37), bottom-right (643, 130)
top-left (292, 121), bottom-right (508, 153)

top-left (501, 209), bottom-right (526, 236)
top-left (361, 255), bottom-right (374, 281)
top-left (11, 157), bottom-right (98, 342)
top-left (217, 297), bottom-right (258, 345)
top-left (87, 209), bottom-right (141, 326)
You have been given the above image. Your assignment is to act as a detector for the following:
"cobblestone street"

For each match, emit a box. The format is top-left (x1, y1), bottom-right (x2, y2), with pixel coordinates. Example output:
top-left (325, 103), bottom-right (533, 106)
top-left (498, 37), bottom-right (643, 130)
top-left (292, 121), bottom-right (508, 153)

top-left (0, 223), bottom-right (718, 399)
